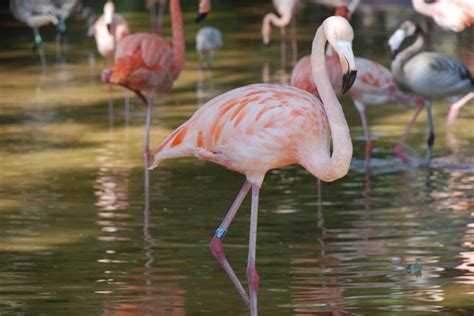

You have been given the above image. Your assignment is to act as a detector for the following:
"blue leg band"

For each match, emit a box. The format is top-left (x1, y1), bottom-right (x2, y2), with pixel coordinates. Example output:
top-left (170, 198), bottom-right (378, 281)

top-left (215, 228), bottom-right (227, 239)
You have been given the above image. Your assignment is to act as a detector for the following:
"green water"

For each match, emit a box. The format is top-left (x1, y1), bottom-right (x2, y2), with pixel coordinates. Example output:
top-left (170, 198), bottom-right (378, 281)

top-left (1, 1), bottom-right (473, 315)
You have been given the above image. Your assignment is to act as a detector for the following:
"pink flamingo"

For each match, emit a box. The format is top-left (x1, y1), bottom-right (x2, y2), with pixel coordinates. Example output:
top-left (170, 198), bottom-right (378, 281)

top-left (149, 16), bottom-right (357, 315)
top-left (90, 1), bottom-right (130, 59)
top-left (291, 5), bottom-right (420, 165)
top-left (262, 0), bottom-right (299, 64)
top-left (102, 0), bottom-right (209, 156)
top-left (412, 0), bottom-right (473, 32)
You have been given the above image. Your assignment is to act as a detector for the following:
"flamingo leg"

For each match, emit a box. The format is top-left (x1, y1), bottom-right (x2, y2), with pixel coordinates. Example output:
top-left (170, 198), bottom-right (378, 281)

top-left (157, 0), bottom-right (166, 34)
top-left (124, 89), bottom-right (130, 127)
top-left (210, 181), bottom-right (251, 307)
top-left (291, 18), bottom-right (297, 65)
top-left (280, 26), bottom-right (286, 66)
top-left (425, 100), bottom-right (435, 162)
top-left (32, 27), bottom-right (46, 68)
top-left (144, 93), bottom-right (155, 158)
top-left (447, 92), bottom-right (473, 127)
top-left (247, 184), bottom-right (261, 316)
top-left (108, 85), bottom-right (114, 127)
top-left (394, 99), bottom-right (425, 163)
top-left (354, 100), bottom-right (372, 165)
top-left (149, 3), bottom-right (157, 32)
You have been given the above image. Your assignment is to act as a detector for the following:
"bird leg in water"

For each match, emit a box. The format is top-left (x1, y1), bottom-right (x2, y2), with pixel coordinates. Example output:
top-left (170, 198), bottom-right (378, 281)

top-left (210, 181), bottom-right (252, 307)
top-left (353, 100), bottom-right (372, 168)
top-left (291, 19), bottom-right (297, 66)
top-left (425, 100), bottom-right (435, 163)
top-left (144, 93), bottom-right (156, 158)
top-left (394, 99), bottom-right (425, 163)
top-left (247, 184), bottom-right (261, 316)
top-left (32, 27), bottom-right (46, 67)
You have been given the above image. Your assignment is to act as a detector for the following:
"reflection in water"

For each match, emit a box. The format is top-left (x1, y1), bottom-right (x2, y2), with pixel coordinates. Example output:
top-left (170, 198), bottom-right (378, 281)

top-left (196, 69), bottom-right (222, 105)
top-left (96, 148), bottom-right (186, 315)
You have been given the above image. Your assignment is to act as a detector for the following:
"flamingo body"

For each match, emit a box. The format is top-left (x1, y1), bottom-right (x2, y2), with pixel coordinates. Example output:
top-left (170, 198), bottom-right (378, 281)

top-left (151, 84), bottom-right (331, 185)
top-left (107, 33), bottom-right (174, 93)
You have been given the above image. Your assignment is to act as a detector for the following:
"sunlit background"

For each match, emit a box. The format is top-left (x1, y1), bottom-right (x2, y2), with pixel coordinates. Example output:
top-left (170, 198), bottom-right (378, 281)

top-left (0, 0), bottom-right (473, 314)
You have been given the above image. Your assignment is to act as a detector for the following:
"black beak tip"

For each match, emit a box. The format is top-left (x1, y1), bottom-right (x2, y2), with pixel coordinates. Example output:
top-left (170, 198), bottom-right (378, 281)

top-left (342, 70), bottom-right (357, 95)
top-left (106, 24), bottom-right (112, 34)
top-left (195, 12), bottom-right (208, 23)
top-left (390, 49), bottom-right (398, 59)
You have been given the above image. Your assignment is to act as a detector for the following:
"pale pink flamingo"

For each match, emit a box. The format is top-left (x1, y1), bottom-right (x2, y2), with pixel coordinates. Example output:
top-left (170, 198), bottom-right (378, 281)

top-left (102, 0), bottom-right (209, 156)
top-left (149, 16), bottom-right (357, 315)
top-left (291, 5), bottom-right (421, 165)
top-left (262, 0), bottom-right (300, 64)
top-left (90, 1), bottom-right (130, 59)
top-left (412, 0), bottom-right (474, 32)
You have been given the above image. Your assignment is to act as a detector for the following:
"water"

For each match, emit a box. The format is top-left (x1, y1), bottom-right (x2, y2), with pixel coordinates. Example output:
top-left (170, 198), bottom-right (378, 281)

top-left (1, 1), bottom-right (473, 315)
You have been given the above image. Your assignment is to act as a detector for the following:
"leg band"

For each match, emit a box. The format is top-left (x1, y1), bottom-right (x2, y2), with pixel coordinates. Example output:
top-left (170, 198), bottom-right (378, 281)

top-left (215, 228), bottom-right (227, 239)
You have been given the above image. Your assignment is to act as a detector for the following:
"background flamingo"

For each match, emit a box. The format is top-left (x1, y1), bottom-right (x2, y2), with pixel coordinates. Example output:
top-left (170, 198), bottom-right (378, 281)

top-left (291, 5), bottom-right (420, 165)
top-left (90, 1), bottom-right (130, 59)
top-left (388, 20), bottom-right (473, 162)
top-left (102, 0), bottom-right (209, 157)
top-left (412, 0), bottom-right (474, 32)
top-left (262, 0), bottom-right (300, 64)
top-left (145, 0), bottom-right (166, 33)
top-left (196, 26), bottom-right (223, 69)
top-left (10, 0), bottom-right (59, 67)
top-left (149, 16), bottom-right (357, 315)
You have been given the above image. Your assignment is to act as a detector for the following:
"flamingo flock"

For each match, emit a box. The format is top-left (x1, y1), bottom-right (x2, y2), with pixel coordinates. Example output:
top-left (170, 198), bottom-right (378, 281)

top-left (8, 0), bottom-right (473, 314)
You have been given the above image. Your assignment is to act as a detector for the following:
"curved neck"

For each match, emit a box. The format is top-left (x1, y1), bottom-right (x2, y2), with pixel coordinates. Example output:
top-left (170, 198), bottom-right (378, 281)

top-left (412, 0), bottom-right (433, 17)
top-left (264, 12), bottom-right (292, 29)
top-left (305, 26), bottom-right (353, 182)
top-left (170, 0), bottom-right (185, 80)
top-left (392, 34), bottom-right (424, 83)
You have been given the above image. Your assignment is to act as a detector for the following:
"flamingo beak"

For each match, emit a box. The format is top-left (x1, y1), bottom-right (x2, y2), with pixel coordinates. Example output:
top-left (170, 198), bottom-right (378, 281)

top-left (106, 23), bottom-right (112, 34)
top-left (342, 69), bottom-right (357, 95)
top-left (195, 12), bottom-right (208, 23)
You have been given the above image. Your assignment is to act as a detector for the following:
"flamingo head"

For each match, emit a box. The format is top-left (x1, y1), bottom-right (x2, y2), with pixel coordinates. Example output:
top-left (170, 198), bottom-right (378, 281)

top-left (335, 5), bottom-right (352, 22)
top-left (104, 1), bottom-right (115, 34)
top-left (388, 20), bottom-right (424, 59)
top-left (196, 0), bottom-right (211, 23)
top-left (323, 16), bottom-right (357, 94)
top-left (101, 69), bottom-right (112, 84)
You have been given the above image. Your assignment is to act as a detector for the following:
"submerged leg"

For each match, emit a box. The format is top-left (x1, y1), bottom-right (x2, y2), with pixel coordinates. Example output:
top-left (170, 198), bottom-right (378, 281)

top-left (108, 85), bottom-right (114, 127)
top-left (124, 89), bottom-right (130, 127)
top-left (447, 92), bottom-right (473, 127)
top-left (149, 3), bottom-right (157, 32)
top-left (394, 99), bottom-right (425, 163)
top-left (210, 181), bottom-right (252, 307)
top-left (247, 184), bottom-right (261, 316)
top-left (280, 26), bottom-right (286, 67)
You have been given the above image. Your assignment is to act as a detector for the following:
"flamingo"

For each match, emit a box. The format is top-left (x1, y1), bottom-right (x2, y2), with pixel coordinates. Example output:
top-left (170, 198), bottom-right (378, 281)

top-left (149, 16), bottom-right (357, 315)
top-left (9, 0), bottom-right (59, 67)
top-left (196, 26), bottom-right (223, 69)
top-left (291, 5), bottom-right (420, 164)
top-left (90, 1), bottom-right (130, 59)
top-left (412, 0), bottom-right (474, 32)
top-left (262, 0), bottom-right (300, 64)
top-left (388, 20), bottom-right (473, 161)
top-left (102, 0), bottom-right (209, 157)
